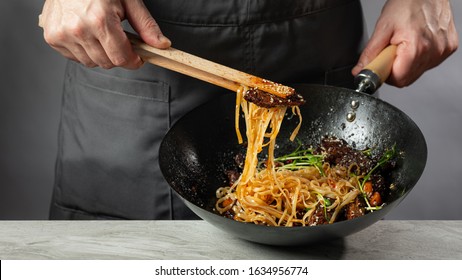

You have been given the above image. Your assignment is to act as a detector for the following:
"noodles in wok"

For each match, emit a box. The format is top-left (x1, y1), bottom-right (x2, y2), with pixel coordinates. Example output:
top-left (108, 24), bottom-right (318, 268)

top-left (215, 87), bottom-right (398, 227)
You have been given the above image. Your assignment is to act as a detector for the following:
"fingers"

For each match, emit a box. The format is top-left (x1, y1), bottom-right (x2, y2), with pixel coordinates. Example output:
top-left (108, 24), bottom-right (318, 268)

top-left (100, 32), bottom-right (144, 70)
top-left (97, 15), bottom-right (144, 69)
top-left (40, 0), bottom-right (146, 69)
top-left (355, 32), bottom-right (422, 88)
top-left (64, 45), bottom-right (97, 68)
top-left (351, 20), bottom-right (393, 77)
top-left (387, 42), bottom-right (421, 87)
top-left (124, 0), bottom-right (171, 49)
top-left (354, 0), bottom-right (459, 88)
top-left (44, 28), bottom-right (97, 68)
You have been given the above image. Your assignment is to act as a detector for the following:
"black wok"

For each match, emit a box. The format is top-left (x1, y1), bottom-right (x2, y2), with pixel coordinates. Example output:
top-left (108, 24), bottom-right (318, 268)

top-left (159, 45), bottom-right (427, 245)
top-left (159, 83), bottom-right (427, 246)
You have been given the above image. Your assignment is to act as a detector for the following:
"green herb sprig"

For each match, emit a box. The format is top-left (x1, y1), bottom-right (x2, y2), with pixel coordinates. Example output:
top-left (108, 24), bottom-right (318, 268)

top-left (358, 144), bottom-right (398, 211)
top-left (274, 144), bottom-right (325, 175)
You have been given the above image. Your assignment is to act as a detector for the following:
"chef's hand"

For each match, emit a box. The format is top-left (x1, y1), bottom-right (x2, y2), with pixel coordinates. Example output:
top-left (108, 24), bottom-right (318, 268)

top-left (40, 0), bottom-right (171, 69)
top-left (352, 0), bottom-right (458, 87)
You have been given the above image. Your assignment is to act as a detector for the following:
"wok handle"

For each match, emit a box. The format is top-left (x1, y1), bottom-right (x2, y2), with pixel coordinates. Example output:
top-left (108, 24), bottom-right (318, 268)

top-left (354, 45), bottom-right (397, 94)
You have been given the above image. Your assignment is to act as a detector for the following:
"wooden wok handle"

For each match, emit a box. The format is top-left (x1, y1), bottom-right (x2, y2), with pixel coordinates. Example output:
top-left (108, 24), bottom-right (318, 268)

top-left (363, 45), bottom-right (397, 84)
top-left (355, 45), bottom-right (397, 94)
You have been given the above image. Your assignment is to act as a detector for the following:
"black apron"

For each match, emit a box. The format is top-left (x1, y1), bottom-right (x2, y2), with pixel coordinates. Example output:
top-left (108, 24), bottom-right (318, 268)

top-left (49, 0), bottom-right (367, 220)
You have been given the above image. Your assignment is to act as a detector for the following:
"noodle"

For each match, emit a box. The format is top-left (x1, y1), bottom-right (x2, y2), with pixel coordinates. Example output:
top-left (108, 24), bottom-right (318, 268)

top-left (215, 86), bottom-right (391, 227)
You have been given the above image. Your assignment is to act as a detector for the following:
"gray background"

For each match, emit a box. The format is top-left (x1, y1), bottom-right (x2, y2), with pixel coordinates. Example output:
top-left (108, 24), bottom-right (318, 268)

top-left (1, 1), bottom-right (461, 220)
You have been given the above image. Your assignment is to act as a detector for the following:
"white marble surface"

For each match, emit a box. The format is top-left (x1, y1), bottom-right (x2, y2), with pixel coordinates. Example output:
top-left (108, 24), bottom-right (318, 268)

top-left (0, 220), bottom-right (461, 260)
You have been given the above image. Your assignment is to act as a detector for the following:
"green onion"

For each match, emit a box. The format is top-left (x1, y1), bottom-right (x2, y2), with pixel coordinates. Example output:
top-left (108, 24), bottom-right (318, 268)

top-left (366, 206), bottom-right (383, 211)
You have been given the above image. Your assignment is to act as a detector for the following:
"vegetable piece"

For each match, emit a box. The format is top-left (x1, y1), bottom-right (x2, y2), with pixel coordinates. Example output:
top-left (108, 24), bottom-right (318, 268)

top-left (369, 192), bottom-right (382, 207)
top-left (363, 181), bottom-right (373, 194)
top-left (221, 198), bottom-right (234, 208)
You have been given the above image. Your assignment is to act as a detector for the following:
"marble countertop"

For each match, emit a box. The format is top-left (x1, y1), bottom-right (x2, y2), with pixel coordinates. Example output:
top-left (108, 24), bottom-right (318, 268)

top-left (0, 220), bottom-right (461, 260)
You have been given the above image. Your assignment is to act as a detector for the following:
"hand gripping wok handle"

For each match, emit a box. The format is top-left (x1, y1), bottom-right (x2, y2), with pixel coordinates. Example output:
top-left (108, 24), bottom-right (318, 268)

top-left (354, 45), bottom-right (397, 94)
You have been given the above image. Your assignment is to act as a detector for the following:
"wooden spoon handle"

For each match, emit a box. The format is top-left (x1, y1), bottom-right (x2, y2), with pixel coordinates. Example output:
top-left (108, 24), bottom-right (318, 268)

top-left (126, 32), bottom-right (295, 97)
top-left (38, 12), bottom-right (294, 97)
top-left (127, 34), bottom-right (241, 92)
